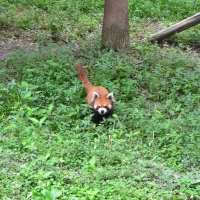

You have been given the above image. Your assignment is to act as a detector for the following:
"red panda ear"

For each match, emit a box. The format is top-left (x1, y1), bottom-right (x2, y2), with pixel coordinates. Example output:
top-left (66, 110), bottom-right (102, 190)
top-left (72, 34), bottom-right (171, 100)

top-left (90, 92), bottom-right (100, 103)
top-left (106, 92), bottom-right (115, 102)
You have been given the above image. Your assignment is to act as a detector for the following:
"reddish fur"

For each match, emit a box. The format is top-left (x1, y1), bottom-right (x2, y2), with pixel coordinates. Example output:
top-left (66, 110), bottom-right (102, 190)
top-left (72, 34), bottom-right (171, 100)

top-left (76, 64), bottom-right (113, 108)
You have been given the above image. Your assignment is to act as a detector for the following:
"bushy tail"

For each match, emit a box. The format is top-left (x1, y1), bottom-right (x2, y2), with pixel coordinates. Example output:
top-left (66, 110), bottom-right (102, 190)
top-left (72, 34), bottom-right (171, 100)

top-left (76, 63), bottom-right (93, 92)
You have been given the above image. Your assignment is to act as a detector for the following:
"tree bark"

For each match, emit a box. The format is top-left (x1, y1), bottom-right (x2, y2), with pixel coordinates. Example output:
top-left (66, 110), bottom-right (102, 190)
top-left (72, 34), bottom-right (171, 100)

top-left (102, 0), bottom-right (130, 50)
top-left (149, 12), bottom-right (200, 42)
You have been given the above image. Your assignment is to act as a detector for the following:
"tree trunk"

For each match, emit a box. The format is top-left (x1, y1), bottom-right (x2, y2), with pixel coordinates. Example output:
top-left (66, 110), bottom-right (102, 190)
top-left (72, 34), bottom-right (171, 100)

top-left (149, 12), bottom-right (200, 42)
top-left (102, 0), bottom-right (130, 50)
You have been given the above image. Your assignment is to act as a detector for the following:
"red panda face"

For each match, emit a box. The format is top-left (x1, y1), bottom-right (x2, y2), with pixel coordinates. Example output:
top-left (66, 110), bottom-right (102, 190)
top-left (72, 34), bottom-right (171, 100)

top-left (91, 92), bottom-right (115, 115)
top-left (94, 103), bottom-right (112, 115)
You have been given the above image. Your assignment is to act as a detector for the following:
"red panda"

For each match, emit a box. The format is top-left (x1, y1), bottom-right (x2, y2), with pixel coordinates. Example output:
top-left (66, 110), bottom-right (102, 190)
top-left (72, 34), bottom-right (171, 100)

top-left (76, 63), bottom-right (115, 124)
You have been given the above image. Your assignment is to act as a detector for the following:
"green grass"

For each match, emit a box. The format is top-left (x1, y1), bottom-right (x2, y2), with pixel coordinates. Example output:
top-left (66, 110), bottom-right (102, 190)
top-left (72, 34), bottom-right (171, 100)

top-left (1, 0), bottom-right (200, 199)
top-left (1, 0), bottom-right (200, 43)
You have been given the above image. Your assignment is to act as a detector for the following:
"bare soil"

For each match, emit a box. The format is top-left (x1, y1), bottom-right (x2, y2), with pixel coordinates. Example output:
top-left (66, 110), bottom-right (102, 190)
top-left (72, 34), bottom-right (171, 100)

top-left (0, 37), bottom-right (36, 62)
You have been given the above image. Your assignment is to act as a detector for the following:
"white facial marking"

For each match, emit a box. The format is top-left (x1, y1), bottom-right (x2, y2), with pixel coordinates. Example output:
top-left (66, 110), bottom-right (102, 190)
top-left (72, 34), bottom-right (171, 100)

top-left (98, 108), bottom-right (107, 115)
top-left (106, 92), bottom-right (115, 102)
top-left (90, 92), bottom-right (100, 103)
top-left (108, 104), bottom-right (112, 109)
top-left (94, 104), bottom-right (101, 110)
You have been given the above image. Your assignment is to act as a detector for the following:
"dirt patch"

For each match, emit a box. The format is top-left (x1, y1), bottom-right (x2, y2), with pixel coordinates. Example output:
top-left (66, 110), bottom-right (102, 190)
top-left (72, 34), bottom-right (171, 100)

top-left (0, 36), bottom-right (36, 62)
top-left (1, 22), bottom-right (199, 64)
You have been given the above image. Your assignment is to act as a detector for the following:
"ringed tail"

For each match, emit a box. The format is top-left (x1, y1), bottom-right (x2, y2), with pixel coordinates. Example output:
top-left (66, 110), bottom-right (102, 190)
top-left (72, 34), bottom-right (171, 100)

top-left (76, 63), bottom-right (93, 93)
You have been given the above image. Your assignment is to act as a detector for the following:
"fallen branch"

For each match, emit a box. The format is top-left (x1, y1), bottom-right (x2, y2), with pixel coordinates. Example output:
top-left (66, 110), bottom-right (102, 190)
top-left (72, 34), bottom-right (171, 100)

top-left (149, 12), bottom-right (200, 42)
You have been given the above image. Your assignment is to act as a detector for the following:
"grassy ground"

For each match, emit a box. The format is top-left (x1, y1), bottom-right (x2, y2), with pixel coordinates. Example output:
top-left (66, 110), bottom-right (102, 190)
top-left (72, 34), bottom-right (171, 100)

top-left (0, 0), bottom-right (200, 199)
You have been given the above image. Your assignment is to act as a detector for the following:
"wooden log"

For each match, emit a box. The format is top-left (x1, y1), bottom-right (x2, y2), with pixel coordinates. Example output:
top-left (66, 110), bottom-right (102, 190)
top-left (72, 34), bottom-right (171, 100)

top-left (149, 12), bottom-right (200, 42)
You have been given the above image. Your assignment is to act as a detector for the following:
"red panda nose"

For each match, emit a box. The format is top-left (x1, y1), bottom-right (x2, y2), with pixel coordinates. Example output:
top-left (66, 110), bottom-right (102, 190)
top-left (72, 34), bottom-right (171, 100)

top-left (101, 110), bottom-right (105, 115)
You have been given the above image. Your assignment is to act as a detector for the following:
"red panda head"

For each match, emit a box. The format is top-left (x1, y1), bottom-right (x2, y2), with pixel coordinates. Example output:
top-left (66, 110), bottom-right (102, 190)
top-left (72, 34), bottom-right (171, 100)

top-left (90, 92), bottom-right (115, 115)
